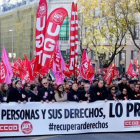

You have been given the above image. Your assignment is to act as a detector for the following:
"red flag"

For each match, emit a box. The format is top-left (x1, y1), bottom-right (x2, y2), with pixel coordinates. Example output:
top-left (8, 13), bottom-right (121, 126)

top-left (113, 63), bottom-right (119, 78)
top-left (104, 64), bottom-right (114, 85)
top-left (63, 64), bottom-right (72, 77)
top-left (11, 58), bottom-right (22, 77)
top-left (21, 60), bottom-right (30, 84)
top-left (80, 50), bottom-right (94, 80)
top-left (69, 3), bottom-right (78, 73)
top-left (34, 0), bottom-right (48, 73)
top-left (24, 55), bottom-right (34, 81)
top-left (0, 61), bottom-right (7, 83)
top-left (40, 8), bottom-right (68, 74)
top-left (87, 59), bottom-right (94, 79)
top-left (127, 61), bottom-right (136, 77)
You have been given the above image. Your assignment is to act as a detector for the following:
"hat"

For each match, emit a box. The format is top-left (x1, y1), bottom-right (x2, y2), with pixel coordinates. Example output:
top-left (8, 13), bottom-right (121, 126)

top-left (129, 80), bottom-right (134, 84)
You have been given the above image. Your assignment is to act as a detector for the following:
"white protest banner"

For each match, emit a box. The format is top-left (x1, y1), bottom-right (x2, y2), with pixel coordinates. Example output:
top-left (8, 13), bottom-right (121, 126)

top-left (0, 101), bottom-right (140, 137)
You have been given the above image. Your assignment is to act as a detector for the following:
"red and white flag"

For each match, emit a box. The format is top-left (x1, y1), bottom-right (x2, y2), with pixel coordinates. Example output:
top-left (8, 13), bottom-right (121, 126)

top-left (127, 61), bottom-right (136, 77)
top-left (40, 8), bottom-right (68, 74)
top-left (34, 0), bottom-right (48, 73)
top-left (11, 58), bottom-right (22, 77)
top-left (80, 50), bottom-right (94, 81)
top-left (104, 64), bottom-right (114, 85)
top-left (0, 61), bottom-right (7, 84)
top-left (69, 2), bottom-right (78, 74)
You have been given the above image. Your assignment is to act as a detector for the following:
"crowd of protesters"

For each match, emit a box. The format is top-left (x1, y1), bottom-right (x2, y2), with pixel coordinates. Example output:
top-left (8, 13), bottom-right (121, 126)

top-left (0, 73), bottom-right (140, 104)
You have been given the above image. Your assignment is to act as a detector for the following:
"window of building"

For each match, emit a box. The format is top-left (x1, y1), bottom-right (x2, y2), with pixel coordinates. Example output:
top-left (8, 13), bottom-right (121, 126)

top-left (59, 16), bottom-right (69, 40)
top-left (134, 22), bottom-right (139, 40)
top-left (131, 50), bottom-right (137, 60)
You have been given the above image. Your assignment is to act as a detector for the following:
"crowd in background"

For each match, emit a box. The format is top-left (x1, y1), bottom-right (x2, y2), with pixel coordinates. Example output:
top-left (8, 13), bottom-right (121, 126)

top-left (0, 73), bottom-right (140, 104)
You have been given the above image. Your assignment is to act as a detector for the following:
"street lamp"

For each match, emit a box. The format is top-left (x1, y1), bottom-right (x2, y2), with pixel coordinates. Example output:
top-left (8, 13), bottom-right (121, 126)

top-left (9, 29), bottom-right (14, 62)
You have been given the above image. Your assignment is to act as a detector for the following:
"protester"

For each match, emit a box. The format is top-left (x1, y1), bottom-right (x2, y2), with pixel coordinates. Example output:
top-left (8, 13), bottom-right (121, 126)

top-left (0, 83), bottom-right (9, 103)
top-left (91, 79), bottom-right (108, 101)
top-left (38, 78), bottom-right (55, 103)
top-left (134, 84), bottom-right (140, 100)
top-left (21, 83), bottom-right (32, 102)
top-left (65, 81), bottom-right (72, 94)
top-left (68, 83), bottom-right (79, 102)
top-left (54, 85), bottom-right (67, 102)
top-left (118, 77), bottom-right (128, 92)
top-left (8, 80), bottom-right (23, 103)
top-left (30, 84), bottom-right (39, 102)
top-left (118, 88), bottom-right (129, 100)
top-left (107, 85), bottom-right (118, 100)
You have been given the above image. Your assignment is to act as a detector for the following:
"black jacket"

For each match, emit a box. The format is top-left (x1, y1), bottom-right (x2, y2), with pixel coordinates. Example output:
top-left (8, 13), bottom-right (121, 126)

top-left (118, 83), bottom-right (128, 92)
top-left (38, 87), bottom-right (54, 101)
top-left (91, 84), bottom-right (108, 100)
top-left (107, 92), bottom-right (118, 100)
top-left (68, 89), bottom-right (79, 102)
top-left (78, 90), bottom-right (87, 101)
top-left (118, 93), bottom-right (129, 100)
top-left (21, 89), bottom-right (31, 101)
top-left (30, 90), bottom-right (39, 102)
top-left (0, 90), bottom-right (9, 103)
top-left (8, 88), bottom-right (23, 102)
top-left (127, 87), bottom-right (135, 100)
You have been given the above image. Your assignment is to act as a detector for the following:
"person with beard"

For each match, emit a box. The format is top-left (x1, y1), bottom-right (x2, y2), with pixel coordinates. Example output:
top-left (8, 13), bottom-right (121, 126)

top-left (65, 81), bottom-right (72, 94)
top-left (54, 85), bottom-right (67, 102)
top-left (134, 84), bottom-right (140, 100)
top-left (8, 80), bottom-right (24, 103)
top-left (78, 80), bottom-right (85, 92)
top-left (118, 88), bottom-right (129, 100)
top-left (118, 77), bottom-right (128, 92)
top-left (0, 83), bottom-right (9, 103)
top-left (68, 83), bottom-right (79, 102)
top-left (91, 79), bottom-right (108, 101)
top-left (38, 78), bottom-right (55, 103)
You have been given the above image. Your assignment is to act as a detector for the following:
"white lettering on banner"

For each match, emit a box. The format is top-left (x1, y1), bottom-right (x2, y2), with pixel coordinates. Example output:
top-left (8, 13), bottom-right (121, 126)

top-left (44, 38), bottom-right (55, 51)
top-left (47, 22), bottom-right (60, 36)
top-left (36, 34), bottom-right (44, 48)
top-left (69, 58), bottom-right (75, 70)
top-left (42, 54), bottom-right (51, 66)
top-left (36, 17), bottom-right (46, 31)
top-left (1, 67), bottom-right (5, 79)
top-left (36, 50), bottom-right (43, 64)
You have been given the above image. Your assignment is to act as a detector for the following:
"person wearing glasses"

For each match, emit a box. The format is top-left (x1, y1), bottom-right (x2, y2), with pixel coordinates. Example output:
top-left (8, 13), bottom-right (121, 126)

top-left (78, 80), bottom-right (85, 92)
top-left (38, 78), bottom-right (55, 103)
top-left (108, 85), bottom-right (118, 101)
top-left (8, 80), bottom-right (23, 103)
top-left (54, 84), bottom-right (67, 102)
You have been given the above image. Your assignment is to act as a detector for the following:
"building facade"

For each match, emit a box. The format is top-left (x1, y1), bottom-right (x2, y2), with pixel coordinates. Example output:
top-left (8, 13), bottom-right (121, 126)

top-left (0, 0), bottom-right (140, 73)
